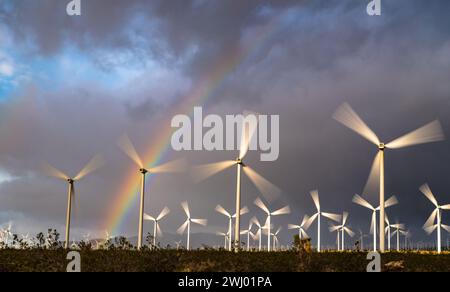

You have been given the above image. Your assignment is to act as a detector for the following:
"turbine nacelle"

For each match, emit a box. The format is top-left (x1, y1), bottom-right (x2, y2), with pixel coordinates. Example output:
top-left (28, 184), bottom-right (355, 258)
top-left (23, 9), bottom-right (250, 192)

top-left (140, 168), bottom-right (148, 174)
top-left (378, 143), bottom-right (386, 151)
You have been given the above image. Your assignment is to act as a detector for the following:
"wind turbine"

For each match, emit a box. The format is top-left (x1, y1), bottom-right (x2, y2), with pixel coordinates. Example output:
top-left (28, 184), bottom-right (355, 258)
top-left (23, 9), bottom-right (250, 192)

top-left (352, 194), bottom-right (398, 251)
top-left (177, 202), bottom-right (207, 251)
top-left (334, 212), bottom-right (355, 251)
top-left (43, 155), bottom-right (104, 249)
top-left (194, 116), bottom-right (281, 251)
top-left (391, 223), bottom-right (405, 251)
top-left (215, 205), bottom-right (249, 251)
top-left (144, 207), bottom-right (170, 248)
top-left (118, 134), bottom-right (186, 249)
top-left (240, 219), bottom-right (254, 251)
top-left (288, 215), bottom-right (312, 240)
top-left (271, 227), bottom-right (282, 251)
top-left (254, 197), bottom-right (290, 252)
top-left (251, 217), bottom-right (263, 251)
top-left (334, 102), bottom-right (444, 251)
top-left (307, 190), bottom-right (342, 252)
top-left (329, 224), bottom-right (341, 251)
top-left (420, 184), bottom-right (450, 253)
top-left (216, 231), bottom-right (229, 249)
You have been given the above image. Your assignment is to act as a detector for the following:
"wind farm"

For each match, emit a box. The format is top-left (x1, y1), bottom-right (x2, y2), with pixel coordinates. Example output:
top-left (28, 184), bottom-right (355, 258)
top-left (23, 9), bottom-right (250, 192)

top-left (2, 0), bottom-right (450, 273)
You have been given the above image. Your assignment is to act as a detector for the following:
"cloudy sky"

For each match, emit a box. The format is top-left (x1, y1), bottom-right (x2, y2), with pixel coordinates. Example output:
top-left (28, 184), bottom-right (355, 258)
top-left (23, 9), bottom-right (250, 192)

top-left (1, 0), bottom-right (450, 249)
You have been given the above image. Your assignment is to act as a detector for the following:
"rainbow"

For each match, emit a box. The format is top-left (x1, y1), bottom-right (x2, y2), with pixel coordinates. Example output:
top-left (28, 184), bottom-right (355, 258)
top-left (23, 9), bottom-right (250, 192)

top-left (104, 12), bottom-right (286, 236)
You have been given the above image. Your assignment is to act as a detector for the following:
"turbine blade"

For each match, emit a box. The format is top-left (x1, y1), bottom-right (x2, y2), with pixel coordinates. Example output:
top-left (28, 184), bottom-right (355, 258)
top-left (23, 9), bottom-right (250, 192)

top-left (310, 190), bottom-right (320, 212)
top-left (424, 224), bottom-right (437, 235)
top-left (386, 120), bottom-right (445, 149)
top-left (156, 223), bottom-right (163, 238)
top-left (272, 206), bottom-right (291, 216)
top-left (177, 221), bottom-right (189, 235)
top-left (275, 227), bottom-right (282, 235)
top-left (322, 212), bottom-right (342, 223)
top-left (157, 207), bottom-right (170, 221)
top-left (181, 201), bottom-right (190, 218)
top-left (344, 227), bottom-right (355, 237)
top-left (420, 184), bottom-right (439, 207)
top-left (74, 155), bottom-right (104, 181)
top-left (42, 163), bottom-right (69, 180)
top-left (440, 204), bottom-right (450, 210)
top-left (441, 225), bottom-right (450, 233)
top-left (342, 212), bottom-right (349, 226)
top-left (423, 209), bottom-right (438, 228)
top-left (288, 224), bottom-right (300, 230)
top-left (352, 194), bottom-right (375, 210)
top-left (333, 103), bottom-right (380, 146)
top-left (215, 205), bottom-right (231, 217)
top-left (300, 230), bottom-right (309, 239)
top-left (254, 197), bottom-right (270, 215)
top-left (149, 159), bottom-right (187, 174)
top-left (305, 213), bottom-right (319, 229)
top-left (239, 113), bottom-right (258, 160)
top-left (192, 219), bottom-right (208, 226)
top-left (329, 225), bottom-right (340, 232)
top-left (144, 213), bottom-right (155, 221)
top-left (192, 160), bottom-right (236, 182)
top-left (300, 215), bottom-right (310, 228)
top-left (362, 152), bottom-right (381, 200)
top-left (118, 134), bottom-right (143, 168)
top-left (243, 166), bottom-right (281, 202)
top-left (384, 196), bottom-right (399, 208)
top-left (250, 216), bottom-right (261, 228)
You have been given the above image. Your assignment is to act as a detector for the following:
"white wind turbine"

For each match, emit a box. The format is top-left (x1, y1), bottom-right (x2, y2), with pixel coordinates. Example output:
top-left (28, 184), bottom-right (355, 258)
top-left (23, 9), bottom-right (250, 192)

top-left (420, 184), bottom-right (450, 253)
top-left (352, 194), bottom-right (398, 251)
top-left (144, 207), bottom-right (170, 248)
top-left (330, 212), bottom-right (355, 251)
top-left (174, 240), bottom-right (182, 250)
top-left (240, 220), bottom-right (254, 251)
top-left (329, 224), bottom-right (341, 251)
top-left (288, 215), bottom-right (312, 241)
top-left (43, 155), bottom-right (104, 249)
top-left (391, 223), bottom-right (406, 251)
top-left (215, 205), bottom-right (249, 251)
top-left (251, 217), bottom-right (264, 251)
top-left (118, 134), bottom-right (186, 249)
top-left (307, 190), bottom-right (342, 252)
top-left (254, 197), bottom-right (290, 252)
top-left (334, 103), bottom-right (444, 251)
top-left (194, 116), bottom-right (281, 251)
top-left (271, 227), bottom-right (282, 251)
top-left (177, 202), bottom-right (207, 251)
top-left (216, 231), bottom-right (229, 249)
top-left (385, 214), bottom-right (399, 251)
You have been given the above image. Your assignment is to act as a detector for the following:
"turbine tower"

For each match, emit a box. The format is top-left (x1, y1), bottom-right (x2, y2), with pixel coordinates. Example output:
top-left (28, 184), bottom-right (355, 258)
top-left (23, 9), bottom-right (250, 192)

top-left (43, 155), bottom-right (104, 249)
top-left (118, 134), bottom-right (186, 249)
top-left (334, 103), bottom-right (444, 251)
top-left (194, 116), bottom-right (281, 251)
top-left (420, 184), bottom-right (450, 253)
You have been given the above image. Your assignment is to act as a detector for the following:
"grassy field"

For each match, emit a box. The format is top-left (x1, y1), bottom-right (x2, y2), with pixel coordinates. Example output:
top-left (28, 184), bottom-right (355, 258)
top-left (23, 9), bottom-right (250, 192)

top-left (1, 249), bottom-right (450, 272)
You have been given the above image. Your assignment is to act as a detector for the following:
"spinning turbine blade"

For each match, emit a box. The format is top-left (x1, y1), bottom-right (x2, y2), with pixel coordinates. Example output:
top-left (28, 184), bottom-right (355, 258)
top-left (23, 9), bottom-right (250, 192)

top-left (74, 155), bottom-right (104, 181)
top-left (420, 184), bottom-right (439, 207)
top-left (192, 219), bottom-right (208, 226)
top-left (251, 217), bottom-right (261, 228)
top-left (239, 114), bottom-right (258, 160)
top-left (329, 225), bottom-right (341, 232)
top-left (344, 227), bottom-right (355, 237)
top-left (144, 213), bottom-right (155, 221)
top-left (333, 103), bottom-right (380, 146)
top-left (272, 206), bottom-right (291, 216)
top-left (423, 209), bottom-right (438, 228)
top-left (288, 224), bottom-right (300, 230)
top-left (302, 215), bottom-right (314, 230)
top-left (352, 194), bottom-right (375, 210)
top-left (118, 134), bottom-right (143, 168)
top-left (322, 212), bottom-right (341, 223)
top-left (363, 152), bottom-right (381, 199)
top-left (150, 159), bottom-right (187, 174)
top-left (342, 212), bottom-right (349, 226)
top-left (424, 224), bottom-right (437, 235)
top-left (306, 213), bottom-right (319, 227)
top-left (243, 166), bottom-right (281, 202)
top-left (384, 196), bottom-right (399, 208)
top-left (386, 120), bottom-right (445, 149)
top-left (177, 221), bottom-right (189, 235)
top-left (193, 160), bottom-right (236, 182)
top-left (42, 163), bottom-right (69, 180)
top-left (233, 206), bottom-right (250, 217)
top-left (310, 190), bottom-right (320, 212)
top-left (442, 225), bottom-right (450, 233)
top-left (157, 207), bottom-right (170, 221)
top-left (254, 197), bottom-right (270, 214)
top-left (156, 223), bottom-right (163, 238)
top-left (181, 202), bottom-right (191, 218)
top-left (441, 204), bottom-right (450, 210)
top-left (300, 215), bottom-right (310, 228)
top-left (215, 205), bottom-right (231, 217)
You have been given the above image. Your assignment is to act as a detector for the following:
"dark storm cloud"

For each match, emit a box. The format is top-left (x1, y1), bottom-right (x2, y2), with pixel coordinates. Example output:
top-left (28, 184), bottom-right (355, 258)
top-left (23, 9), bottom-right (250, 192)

top-left (1, 0), bottom-right (450, 247)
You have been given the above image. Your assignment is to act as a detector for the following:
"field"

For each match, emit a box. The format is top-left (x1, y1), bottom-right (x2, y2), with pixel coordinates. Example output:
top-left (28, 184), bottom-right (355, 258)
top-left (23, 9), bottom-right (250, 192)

top-left (1, 249), bottom-right (450, 272)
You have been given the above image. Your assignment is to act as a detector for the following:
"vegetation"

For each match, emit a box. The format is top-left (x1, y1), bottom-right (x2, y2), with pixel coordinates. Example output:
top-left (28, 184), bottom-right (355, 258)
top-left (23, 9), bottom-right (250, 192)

top-left (1, 230), bottom-right (450, 272)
